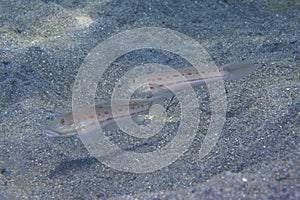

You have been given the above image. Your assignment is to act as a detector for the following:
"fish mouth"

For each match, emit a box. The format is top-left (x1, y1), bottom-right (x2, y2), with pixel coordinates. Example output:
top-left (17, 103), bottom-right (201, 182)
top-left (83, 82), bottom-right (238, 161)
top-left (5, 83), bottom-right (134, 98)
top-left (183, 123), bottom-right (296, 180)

top-left (44, 128), bottom-right (78, 137)
top-left (44, 128), bottom-right (63, 137)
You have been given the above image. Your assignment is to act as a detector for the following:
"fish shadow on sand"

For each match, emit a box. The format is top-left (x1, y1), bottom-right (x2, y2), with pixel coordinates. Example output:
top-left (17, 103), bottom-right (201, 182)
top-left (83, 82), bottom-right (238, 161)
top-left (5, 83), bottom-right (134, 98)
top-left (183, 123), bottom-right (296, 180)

top-left (48, 157), bottom-right (99, 178)
top-left (48, 142), bottom-right (154, 178)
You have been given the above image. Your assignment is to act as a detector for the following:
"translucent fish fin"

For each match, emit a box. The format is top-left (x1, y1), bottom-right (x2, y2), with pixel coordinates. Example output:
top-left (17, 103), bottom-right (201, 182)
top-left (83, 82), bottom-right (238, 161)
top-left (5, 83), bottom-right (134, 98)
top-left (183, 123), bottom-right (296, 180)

top-left (110, 98), bottom-right (153, 105)
top-left (94, 98), bottom-right (154, 108)
top-left (223, 61), bottom-right (256, 80)
top-left (147, 92), bottom-right (174, 102)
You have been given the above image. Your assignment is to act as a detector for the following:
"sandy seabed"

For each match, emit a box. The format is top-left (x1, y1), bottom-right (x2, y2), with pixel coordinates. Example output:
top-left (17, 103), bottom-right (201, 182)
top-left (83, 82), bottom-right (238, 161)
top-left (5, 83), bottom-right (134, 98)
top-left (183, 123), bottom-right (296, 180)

top-left (0, 0), bottom-right (299, 199)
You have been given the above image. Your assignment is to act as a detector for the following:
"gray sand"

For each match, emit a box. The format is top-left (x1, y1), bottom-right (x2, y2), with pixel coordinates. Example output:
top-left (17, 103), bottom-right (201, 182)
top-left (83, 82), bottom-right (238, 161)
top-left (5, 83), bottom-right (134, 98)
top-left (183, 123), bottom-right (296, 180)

top-left (0, 0), bottom-right (299, 199)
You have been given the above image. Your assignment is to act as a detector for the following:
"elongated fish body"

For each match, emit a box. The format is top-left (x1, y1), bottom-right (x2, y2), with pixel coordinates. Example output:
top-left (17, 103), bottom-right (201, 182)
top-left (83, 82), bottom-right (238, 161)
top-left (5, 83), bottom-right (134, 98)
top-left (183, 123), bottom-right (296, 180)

top-left (45, 100), bottom-right (152, 137)
top-left (45, 62), bottom-right (255, 137)
top-left (131, 62), bottom-right (255, 97)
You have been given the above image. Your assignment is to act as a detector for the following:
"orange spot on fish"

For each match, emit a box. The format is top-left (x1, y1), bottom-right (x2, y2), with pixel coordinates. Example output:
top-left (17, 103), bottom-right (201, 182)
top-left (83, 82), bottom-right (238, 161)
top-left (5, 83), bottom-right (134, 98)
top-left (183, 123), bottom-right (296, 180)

top-left (157, 77), bottom-right (163, 81)
top-left (188, 72), bottom-right (192, 75)
top-left (104, 111), bottom-right (109, 115)
top-left (173, 74), bottom-right (179, 77)
top-left (76, 117), bottom-right (80, 121)
top-left (118, 108), bottom-right (123, 112)
top-left (89, 115), bottom-right (95, 119)
top-left (60, 119), bottom-right (65, 125)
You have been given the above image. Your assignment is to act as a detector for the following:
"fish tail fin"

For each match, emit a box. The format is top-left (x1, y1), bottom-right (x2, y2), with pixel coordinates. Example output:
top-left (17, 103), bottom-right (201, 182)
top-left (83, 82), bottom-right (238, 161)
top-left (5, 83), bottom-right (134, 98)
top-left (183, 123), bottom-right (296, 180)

top-left (222, 62), bottom-right (256, 80)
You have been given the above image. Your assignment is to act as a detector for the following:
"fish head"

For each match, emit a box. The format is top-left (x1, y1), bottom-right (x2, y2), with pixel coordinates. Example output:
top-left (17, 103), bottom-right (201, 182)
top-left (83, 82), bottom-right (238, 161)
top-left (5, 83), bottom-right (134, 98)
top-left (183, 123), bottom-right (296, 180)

top-left (45, 113), bottom-right (79, 137)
